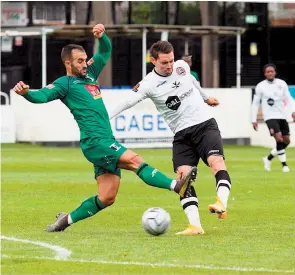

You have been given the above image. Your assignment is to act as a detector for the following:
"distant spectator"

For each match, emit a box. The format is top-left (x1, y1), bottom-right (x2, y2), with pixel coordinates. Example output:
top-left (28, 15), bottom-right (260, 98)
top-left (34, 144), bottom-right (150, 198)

top-left (182, 55), bottom-right (199, 81)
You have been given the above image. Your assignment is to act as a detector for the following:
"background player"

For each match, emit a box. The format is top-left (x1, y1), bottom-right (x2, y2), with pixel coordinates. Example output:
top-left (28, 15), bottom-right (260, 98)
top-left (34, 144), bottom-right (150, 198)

top-left (252, 63), bottom-right (295, 172)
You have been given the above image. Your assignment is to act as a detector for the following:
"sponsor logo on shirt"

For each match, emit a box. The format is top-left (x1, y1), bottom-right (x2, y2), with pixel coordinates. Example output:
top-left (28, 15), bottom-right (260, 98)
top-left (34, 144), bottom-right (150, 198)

top-left (172, 81), bottom-right (180, 89)
top-left (165, 96), bottom-right (181, 110)
top-left (176, 67), bottom-right (186, 76)
top-left (165, 88), bottom-right (193, 110)
top-left (267, 98), bottom-right (275, 106)
top-left (85, 84), bottom-right (101, 99)
top-left (46, 84), bottom-right (54, 89)
top-left (156, 81), bottom-right (167, 88)
top-left (87, 58), bottom-right (94, 66)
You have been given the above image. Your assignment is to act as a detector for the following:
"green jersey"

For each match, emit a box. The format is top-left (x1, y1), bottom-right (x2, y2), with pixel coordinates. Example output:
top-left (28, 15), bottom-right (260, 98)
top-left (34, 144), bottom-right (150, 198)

top-left (23, 33), bottom-right (113, 141)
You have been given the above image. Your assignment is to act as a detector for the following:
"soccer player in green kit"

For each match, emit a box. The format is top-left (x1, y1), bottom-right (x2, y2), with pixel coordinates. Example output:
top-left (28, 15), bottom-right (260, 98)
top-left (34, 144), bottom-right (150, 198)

top-left (13, 24), bottom-right (196, 232)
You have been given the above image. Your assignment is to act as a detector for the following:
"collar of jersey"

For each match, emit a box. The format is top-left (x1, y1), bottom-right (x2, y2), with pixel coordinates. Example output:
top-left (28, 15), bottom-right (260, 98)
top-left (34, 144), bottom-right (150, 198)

top-left (153, 69), bottom-right (170, 78)
top-left (266, 78), bottom-right (276, 84)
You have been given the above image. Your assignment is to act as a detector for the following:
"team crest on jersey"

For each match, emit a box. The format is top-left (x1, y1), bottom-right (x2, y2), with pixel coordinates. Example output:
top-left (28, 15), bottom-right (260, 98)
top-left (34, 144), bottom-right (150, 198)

top-left (176, 67), bottom-right (186, 76)
top-left (46, 84), bottom-right (54, 89)
top-left (87, 58), bottom-right (94, 66)
top-left (132, 83), bottom-right (140, 92)
top-left (85, 84), bottom-right (101, 99)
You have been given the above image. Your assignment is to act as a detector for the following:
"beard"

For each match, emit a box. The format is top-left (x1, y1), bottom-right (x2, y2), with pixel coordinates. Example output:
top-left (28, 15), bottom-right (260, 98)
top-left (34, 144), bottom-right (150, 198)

top-left (71, 65), bottom-right (87, 78)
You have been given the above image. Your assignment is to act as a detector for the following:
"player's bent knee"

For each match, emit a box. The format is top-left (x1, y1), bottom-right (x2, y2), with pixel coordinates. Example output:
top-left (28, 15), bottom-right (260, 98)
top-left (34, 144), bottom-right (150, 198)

top-left (283, 136), bottom-right (290, 145)
top-left (117, 150), bottom-right (145, 171)
top-left (96, 174), bottom-right (120, 206)
top-left (274, 133), bottom-right (283, 143)
top-left (98, 194), bottom-right (116, 206)
top-left (208, 155), bottom-right (226, 175)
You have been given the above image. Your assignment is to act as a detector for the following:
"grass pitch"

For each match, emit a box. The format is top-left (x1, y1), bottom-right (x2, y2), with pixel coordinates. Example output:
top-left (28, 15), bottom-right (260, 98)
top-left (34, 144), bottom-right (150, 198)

top-left (1, 144), bottom-right (295, 274)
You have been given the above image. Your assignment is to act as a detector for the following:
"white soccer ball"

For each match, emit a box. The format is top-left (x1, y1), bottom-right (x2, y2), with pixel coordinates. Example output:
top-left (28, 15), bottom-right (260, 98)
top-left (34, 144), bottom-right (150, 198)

top-left (141, 207), bottom-right (171, 236)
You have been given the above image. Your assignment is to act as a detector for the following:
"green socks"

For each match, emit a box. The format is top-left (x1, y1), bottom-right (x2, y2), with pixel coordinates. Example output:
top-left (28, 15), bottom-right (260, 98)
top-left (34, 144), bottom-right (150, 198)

top-left (136, 163), bottom-right (175, 191)
top-left (69, 195), bottom-right (106, 223)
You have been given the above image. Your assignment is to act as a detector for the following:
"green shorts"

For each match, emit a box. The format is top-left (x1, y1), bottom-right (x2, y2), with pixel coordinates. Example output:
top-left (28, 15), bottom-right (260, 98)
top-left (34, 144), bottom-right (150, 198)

top-left (81, 138), bottom-right (127, 179)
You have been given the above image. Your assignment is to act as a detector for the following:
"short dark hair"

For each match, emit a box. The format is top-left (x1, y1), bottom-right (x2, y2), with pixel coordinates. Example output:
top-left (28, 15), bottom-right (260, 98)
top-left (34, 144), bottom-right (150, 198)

top-left (263, 63), bottom-right (277, 73)
top-left (61, 44), bottom-right (85, 63)
top-left (150, 41), bottom-right (174, 60)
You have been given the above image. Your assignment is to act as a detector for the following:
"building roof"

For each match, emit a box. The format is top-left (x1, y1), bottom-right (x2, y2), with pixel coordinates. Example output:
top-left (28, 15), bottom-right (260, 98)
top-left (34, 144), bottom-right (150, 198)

top-left (0, 24), bottom-right (245, 38)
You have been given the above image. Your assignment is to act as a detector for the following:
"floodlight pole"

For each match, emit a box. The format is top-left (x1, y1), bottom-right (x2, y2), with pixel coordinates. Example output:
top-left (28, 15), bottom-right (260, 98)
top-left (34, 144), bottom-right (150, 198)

top-left (42, 27), bottom-right (47, 87)
top-left (142, 28), bottom-right (147, 79)
top-left (236, 30), bottom-right (241, 89)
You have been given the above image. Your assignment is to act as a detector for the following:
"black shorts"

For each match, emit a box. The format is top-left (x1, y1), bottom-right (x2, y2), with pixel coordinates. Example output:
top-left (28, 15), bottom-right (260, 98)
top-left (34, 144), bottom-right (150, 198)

top-left (265, 119), bottom-right (290, 136)
top-left (172, 118), bottom-right (224, 172)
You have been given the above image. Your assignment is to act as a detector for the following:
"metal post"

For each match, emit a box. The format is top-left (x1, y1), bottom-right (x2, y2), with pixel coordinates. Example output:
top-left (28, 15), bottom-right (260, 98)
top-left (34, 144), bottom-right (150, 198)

top-left (161, 30), bottom-right (169, 41)
top-left (42, 27), bottom-right (47, 87)
top-left (142, 28), bottom-right (147, 79)
top-left (236, 31), bottom-right (241, 89)
top-left (184, 39), bottom-right (189, 55)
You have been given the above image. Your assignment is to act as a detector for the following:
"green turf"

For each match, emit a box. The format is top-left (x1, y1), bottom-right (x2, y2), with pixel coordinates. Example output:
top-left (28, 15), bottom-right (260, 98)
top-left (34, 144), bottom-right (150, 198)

top-left (1, 144), bottom-right (295, 275)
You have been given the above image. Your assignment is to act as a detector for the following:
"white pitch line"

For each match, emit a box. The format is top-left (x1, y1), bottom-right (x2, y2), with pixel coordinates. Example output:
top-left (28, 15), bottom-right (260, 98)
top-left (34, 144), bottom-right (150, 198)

top-left (1, 235), bottom-right (71, 260)
top-left (1, 254), bottom-right (294, 274)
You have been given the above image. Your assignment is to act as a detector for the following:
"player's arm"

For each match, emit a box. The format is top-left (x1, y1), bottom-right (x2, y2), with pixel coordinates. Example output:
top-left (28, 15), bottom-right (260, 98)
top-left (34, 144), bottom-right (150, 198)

top-left (251, 85), bottom-right (262, 130)
top-left (13, 81), bottom-right (67, 103)
top-left (282, 82), bottom-right (295, 122)
top-left (108, 81), bottom-right (150, 119)
top-left (190, 75), bottom-right (219, 106)
top-left (87, 24), bottom-right (112, 79)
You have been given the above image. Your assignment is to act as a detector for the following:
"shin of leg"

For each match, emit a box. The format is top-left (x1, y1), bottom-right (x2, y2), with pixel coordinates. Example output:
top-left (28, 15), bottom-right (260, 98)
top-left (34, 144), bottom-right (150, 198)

top-left (177, 166), bottom-right (200, 227)
top-left (275, 133), bottom-right (284, 150)
top-left (97, 174), bottom-right (120, 206)
top-left (117, 149), bottom-right (145, 172)
top-left (207, 155), bottom-right (227, 176)
top-left (176, 165), bottom-right (193, 180)
top-left (177, 165), bottom-right (196, 199)
top-left (208, 156), bottom-right (231, 208)
top-left (118, 150), bottom-right (175, 191)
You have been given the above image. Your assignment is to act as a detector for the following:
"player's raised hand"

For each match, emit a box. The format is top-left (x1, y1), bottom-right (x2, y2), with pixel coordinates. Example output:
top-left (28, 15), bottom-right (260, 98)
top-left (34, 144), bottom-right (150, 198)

top-left (13, 81), bottom-right (30, 95)
top-left (205, 97), bottom-right (219, 107)
top-left (92, 24), bottom-right (105, 38)
top-left (252, 122), bottom-right (258, 131)
top-left (292, 112), bottom-right (295, 122)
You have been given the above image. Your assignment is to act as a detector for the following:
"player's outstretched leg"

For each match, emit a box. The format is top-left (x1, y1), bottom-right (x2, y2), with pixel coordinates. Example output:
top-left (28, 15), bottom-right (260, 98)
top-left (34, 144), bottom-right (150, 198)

top-left (46, 195), bottom-right (106, 232)
top-left (135, 164), bottom-right (196, 197)
top-left (46, 174), bottom-right (120, 232)
top-left (118, 150), bottom-right (196, 197)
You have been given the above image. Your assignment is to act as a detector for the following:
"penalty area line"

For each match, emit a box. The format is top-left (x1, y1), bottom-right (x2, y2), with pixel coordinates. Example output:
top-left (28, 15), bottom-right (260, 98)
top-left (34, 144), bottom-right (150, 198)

top-left (0, 235), bottom-right (71, 260)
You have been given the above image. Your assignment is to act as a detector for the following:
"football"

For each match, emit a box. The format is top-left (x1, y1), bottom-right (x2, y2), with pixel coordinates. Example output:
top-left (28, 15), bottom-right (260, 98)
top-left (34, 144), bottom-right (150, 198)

top-left (141, 207), bottom-right (171, 236)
